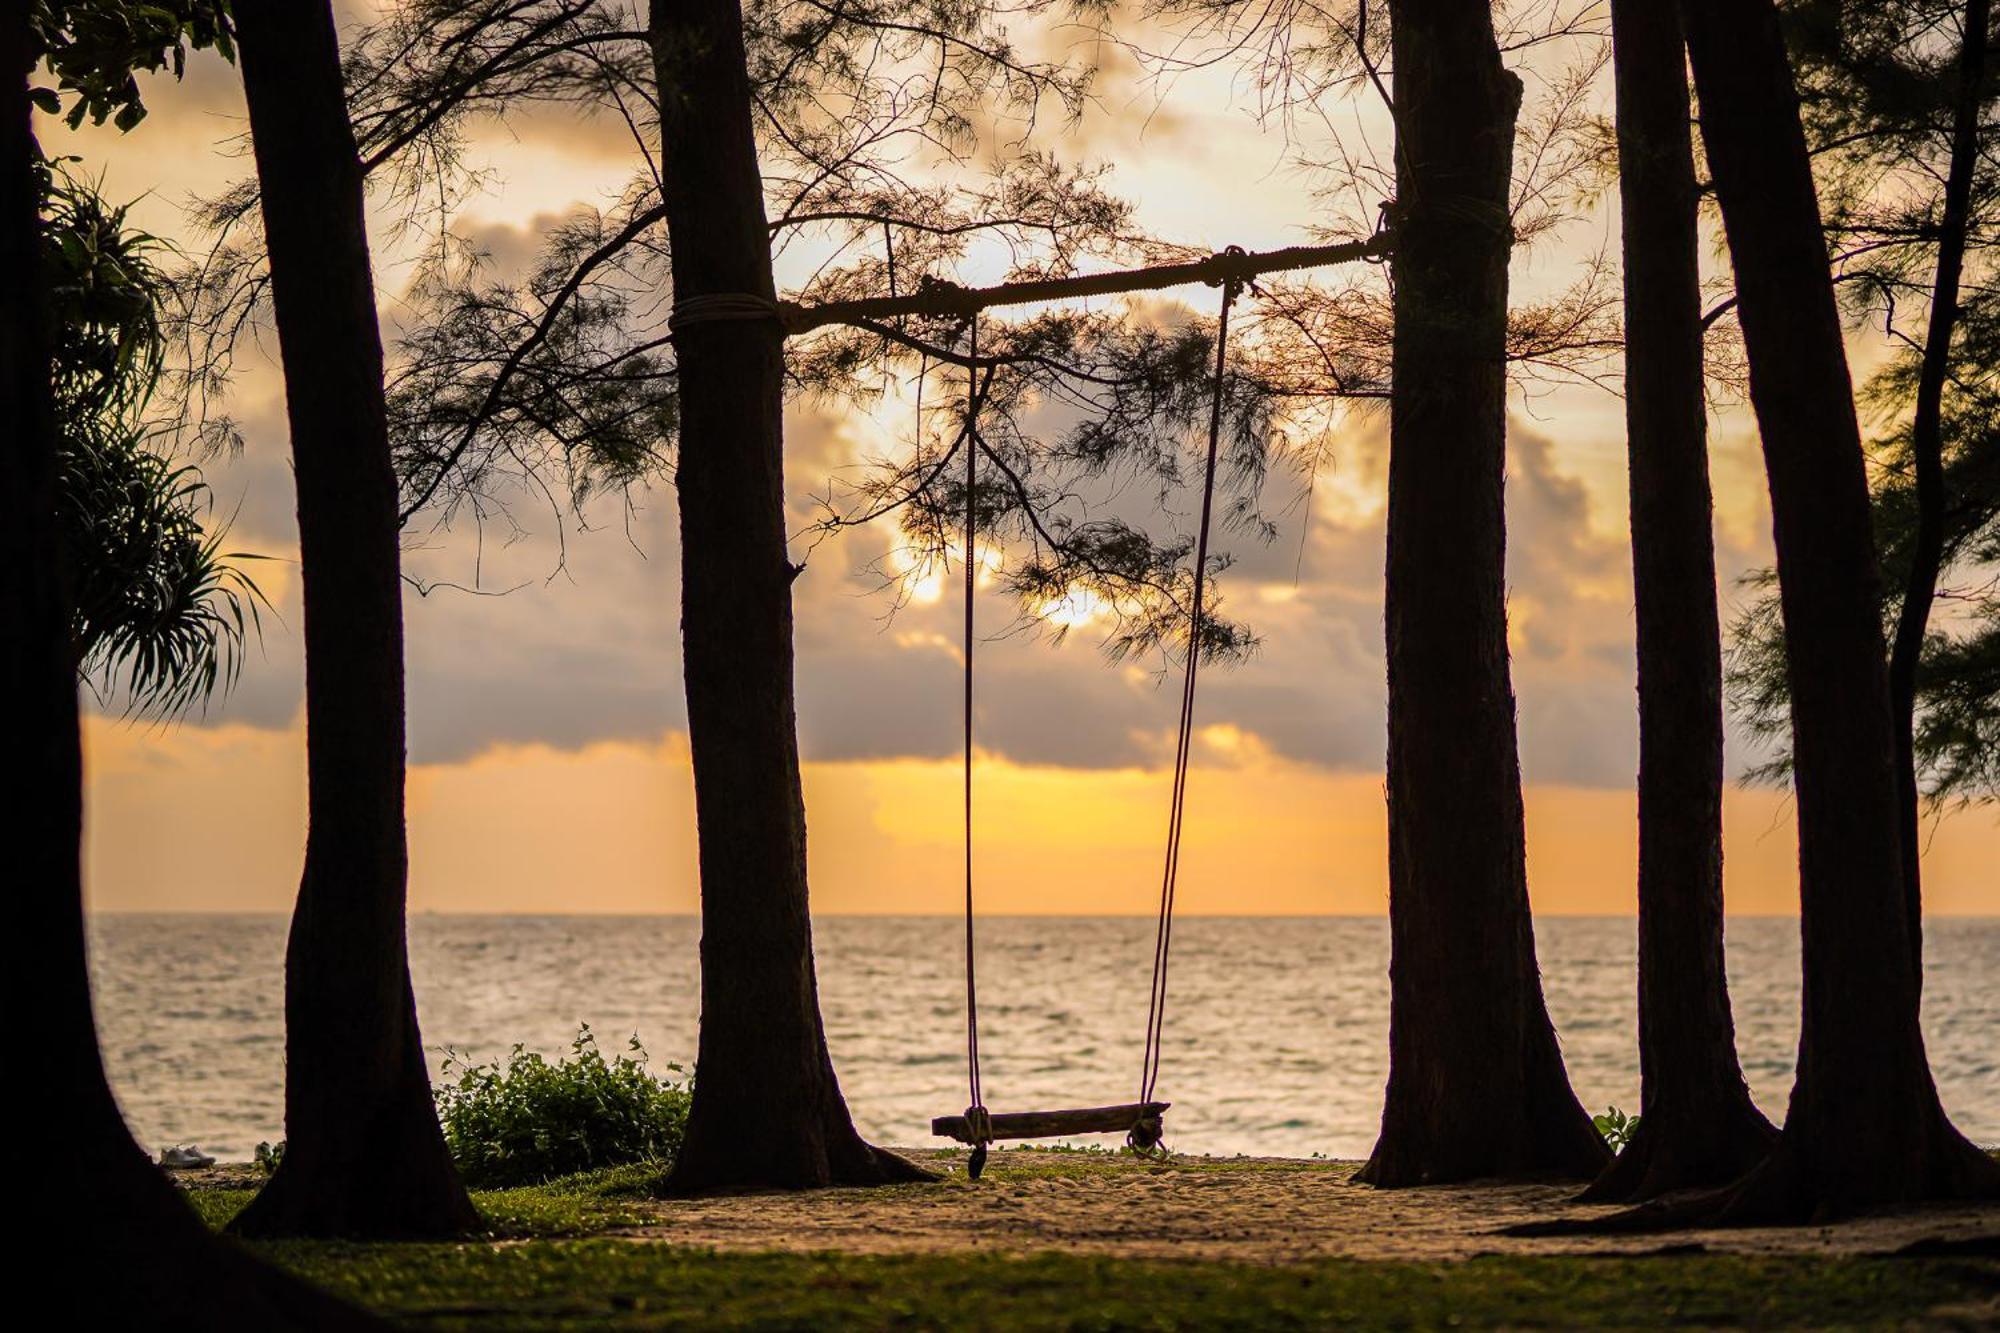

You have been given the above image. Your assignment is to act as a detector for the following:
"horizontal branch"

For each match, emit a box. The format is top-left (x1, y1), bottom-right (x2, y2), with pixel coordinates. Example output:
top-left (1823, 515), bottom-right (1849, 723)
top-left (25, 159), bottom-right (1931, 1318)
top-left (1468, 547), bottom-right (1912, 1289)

top-left (780, 234), bottom-right (1393, 335)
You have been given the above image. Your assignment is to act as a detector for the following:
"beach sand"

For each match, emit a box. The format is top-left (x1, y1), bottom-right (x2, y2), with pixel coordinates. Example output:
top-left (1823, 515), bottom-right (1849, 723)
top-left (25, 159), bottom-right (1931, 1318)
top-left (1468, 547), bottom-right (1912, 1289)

top-left (610, 1150), bottom-right (2000, 1263)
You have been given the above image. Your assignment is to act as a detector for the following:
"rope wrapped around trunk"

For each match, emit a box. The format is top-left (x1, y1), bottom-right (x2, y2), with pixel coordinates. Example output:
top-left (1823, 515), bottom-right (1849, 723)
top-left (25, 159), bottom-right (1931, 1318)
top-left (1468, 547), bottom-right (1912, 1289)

top-left (669, 292), bottom-right (783, 333)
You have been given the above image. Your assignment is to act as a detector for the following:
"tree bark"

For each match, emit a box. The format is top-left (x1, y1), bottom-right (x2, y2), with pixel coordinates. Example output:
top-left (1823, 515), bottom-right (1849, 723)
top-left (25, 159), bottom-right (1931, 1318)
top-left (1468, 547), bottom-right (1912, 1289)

top-left (1358, 0), bottom-right (1609, 1188)
top-left (648, 0), bottom-right (928, 1193)
top-left (1584, 0), bottom-right (1776, 1204)
top-left (9, 18), bottom-right (376, 1325)
top-left (225, 0), bottom-right (478, 1239)
top-left (1676, 0), bottom-right (1999, 1217)
top-left (1885, 0), bottom-right (1989, 983)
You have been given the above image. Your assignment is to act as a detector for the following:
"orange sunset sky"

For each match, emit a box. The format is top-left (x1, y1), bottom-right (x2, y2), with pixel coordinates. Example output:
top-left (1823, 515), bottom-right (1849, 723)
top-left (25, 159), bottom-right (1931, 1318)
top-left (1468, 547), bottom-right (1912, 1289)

top-left (58, 4), bottom-right (1999, 916)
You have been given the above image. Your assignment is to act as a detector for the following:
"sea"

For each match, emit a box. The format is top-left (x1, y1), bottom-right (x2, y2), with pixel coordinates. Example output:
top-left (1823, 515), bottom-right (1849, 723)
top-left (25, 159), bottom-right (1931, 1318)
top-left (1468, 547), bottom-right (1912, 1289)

top-left (88, 915), bottom-right (1999, 1162)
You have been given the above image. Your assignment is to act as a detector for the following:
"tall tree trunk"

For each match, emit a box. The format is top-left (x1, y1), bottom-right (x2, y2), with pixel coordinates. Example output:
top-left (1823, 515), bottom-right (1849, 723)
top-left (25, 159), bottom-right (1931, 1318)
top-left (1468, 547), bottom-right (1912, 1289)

top-left (225, 0), bottom-right (477, 1240)
top-left (1358, 0), bottom-right (1609, 1188)
top-left (648, 0), bottom-right (928, 1193)
top-left (1677, 0), bottom-right (1999, 1217)
top-left (9, 20), bottom-right (375, 1326)
top-left (1584, 0), bottom-right (1776, 1204)
top-left (1886, 0), bottom-right (1989, 982)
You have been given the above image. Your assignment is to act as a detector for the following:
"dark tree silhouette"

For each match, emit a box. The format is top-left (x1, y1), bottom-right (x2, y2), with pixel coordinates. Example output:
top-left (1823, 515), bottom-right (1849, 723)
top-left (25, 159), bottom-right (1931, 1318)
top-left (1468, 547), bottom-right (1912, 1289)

top-left (224, 0), bottom-right (478, 1239)
top-left (1728, 0), bottom-right (2000, 834)
top-left (1583, 0), bottom-right (1775, 1204)
top-left (1357, 0), bottom-right (1608, 1188)
top-left (1882, 0), bottom-right (1988, 970)
top-left (11, 11), bottom-right (373, 1327)
top-left (1675, 0), bottom-right (2000, 1217)
top-left (649, 0), bottom-right (928, 1193)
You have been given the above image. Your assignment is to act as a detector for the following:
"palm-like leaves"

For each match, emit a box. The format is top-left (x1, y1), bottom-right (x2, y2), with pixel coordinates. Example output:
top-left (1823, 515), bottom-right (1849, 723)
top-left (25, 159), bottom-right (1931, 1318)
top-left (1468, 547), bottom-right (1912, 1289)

top-left (59, 416), bottom-right (262, 716)
top-left (41, 162), bottom-right (262, 717)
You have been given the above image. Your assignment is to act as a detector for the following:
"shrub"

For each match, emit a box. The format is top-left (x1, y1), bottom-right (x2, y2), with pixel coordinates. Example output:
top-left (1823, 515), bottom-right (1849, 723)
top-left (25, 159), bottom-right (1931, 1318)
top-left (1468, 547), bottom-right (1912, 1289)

top-left (1593, 1105), bottom-right (1641, 1153)
top-left (254, 1139), bottom-right (285, 1175)
top-left (435, 1025), bottom-right (691, 1187)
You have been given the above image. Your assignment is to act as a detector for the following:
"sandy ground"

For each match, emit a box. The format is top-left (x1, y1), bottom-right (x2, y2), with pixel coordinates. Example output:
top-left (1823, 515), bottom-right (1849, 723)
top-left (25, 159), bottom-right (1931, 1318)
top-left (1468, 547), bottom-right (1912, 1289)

top-left (624, 1150), bottom-right (2000, 1264)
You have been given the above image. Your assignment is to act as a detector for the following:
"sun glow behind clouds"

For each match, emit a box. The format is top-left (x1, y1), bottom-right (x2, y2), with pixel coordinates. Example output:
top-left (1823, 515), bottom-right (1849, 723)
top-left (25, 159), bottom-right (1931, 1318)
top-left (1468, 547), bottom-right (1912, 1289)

top-left (890, 538), bottom-right (1003, 606)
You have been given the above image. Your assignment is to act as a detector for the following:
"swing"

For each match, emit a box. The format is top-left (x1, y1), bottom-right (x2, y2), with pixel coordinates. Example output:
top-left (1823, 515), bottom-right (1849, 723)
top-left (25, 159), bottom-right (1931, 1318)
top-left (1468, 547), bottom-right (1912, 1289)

top-left (934, 268), bottom-right (1247, 1179)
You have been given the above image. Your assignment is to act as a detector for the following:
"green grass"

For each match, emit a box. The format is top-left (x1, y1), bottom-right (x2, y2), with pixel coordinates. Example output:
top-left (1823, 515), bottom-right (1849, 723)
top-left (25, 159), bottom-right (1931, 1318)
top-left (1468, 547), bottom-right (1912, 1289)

top-left (185, 1159), bottom-right (1998, 1329)
top-left (247, 1244), bottom-right (1996, 1330)
top-left (185, 1162), bottom-right (667, 1239)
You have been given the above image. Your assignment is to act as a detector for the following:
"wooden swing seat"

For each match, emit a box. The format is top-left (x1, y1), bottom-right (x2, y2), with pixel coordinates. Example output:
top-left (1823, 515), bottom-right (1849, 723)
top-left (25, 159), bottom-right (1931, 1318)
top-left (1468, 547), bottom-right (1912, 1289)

top-left (931, 1101), bottom-right (1169, 1145)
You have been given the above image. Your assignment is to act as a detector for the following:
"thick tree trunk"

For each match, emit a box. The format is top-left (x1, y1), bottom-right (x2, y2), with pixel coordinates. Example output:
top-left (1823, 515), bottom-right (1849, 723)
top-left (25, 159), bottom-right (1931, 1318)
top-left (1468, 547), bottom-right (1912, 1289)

top-left (9, 22), bottom-right (375, 1327)
top-left (1677, 0), bottom-right (1999, 1217)
top-left (225, 0), bottom-right (477, 1239)
top-left (648, 0), bottom-right (928, 1193)
top-left (1358, 0), bottom-right (1609, 1188)
top-left (1584, 0), bottom-right (1775, 1204)
top-left (1886, 0), bottom-right (1989, 983)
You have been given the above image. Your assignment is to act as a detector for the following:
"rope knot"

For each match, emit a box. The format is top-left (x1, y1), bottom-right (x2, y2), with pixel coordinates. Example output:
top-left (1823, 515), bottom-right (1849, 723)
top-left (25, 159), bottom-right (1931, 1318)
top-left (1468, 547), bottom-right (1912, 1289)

top-left (963, 1105), bottom-right (993, 1180)
top-left (963, 1104), bottom-right (993, 1143)
top-left (1206, 244), bottom-right (1251, 298)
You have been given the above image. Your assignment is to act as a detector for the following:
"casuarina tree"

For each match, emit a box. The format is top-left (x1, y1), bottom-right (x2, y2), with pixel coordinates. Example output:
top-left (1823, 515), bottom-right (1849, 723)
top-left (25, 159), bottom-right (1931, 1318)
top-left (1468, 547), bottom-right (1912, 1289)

top-left (648, 0), bottom-right (929, 1192)
top-left (1727, 0), bottom-right (1997, 968)
top-left (1357, 0), bottom-right (1609, 1187)
top-left (225, 0), bottom-right (478, 1239)
top-left (1583, 0), bottom-right (1775, 1203)
top-left (1674, 0), bottom-right (1999, 1217)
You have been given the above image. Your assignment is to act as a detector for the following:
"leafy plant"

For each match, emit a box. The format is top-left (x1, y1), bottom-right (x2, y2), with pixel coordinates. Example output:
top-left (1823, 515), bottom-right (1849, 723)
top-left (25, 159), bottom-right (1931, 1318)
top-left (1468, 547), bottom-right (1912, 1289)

top-left (40, 162), bottom-right (264, 716)
top-left (434, 1026), bottom-right (691, 1188)
top-left (1593, 1105), bottom-right (1641, 1153)
top-left (253, 1139), bottom-right (285, 1175)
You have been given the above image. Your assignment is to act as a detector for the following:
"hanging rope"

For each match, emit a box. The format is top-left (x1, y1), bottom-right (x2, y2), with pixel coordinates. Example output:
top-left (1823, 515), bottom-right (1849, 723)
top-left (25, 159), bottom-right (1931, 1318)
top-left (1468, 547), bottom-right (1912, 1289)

top-left (1136, 262), bottom-right (1243, 1141)
top-left (960, 314), bottom-right (991, 1178)
top-left (949, 263), bottom-right (1242, 1171)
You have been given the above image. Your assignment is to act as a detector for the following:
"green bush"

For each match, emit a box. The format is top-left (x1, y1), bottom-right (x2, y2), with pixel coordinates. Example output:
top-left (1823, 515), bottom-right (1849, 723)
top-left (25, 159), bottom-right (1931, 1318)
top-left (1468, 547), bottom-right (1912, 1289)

top-left (1592, 1105), bottom-right (1641, 1153)
top-left (435, 1025), bottom-right (690, 1187)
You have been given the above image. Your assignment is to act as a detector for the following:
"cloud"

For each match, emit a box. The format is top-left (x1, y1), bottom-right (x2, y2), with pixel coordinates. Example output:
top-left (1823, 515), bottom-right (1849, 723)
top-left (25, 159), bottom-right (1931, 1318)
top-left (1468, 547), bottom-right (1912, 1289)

top-left (57, 19), bottom-right (1778, 799)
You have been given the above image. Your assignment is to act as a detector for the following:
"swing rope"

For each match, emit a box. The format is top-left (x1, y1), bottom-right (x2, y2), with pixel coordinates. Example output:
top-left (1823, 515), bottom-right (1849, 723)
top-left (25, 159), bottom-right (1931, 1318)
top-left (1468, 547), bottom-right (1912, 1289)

top-left (955, 267), bottom-right (1242, 1167)
top-left (1138, 265), bottom-right (1243, 1122)
top-left (961, 315), bottom-right (987, 1151)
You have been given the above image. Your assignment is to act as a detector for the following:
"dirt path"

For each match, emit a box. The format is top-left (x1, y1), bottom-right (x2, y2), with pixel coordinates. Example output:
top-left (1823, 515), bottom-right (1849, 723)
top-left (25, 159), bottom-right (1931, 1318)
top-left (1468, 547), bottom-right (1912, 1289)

top-left (625, 1150), bottom-right (2000, 1264)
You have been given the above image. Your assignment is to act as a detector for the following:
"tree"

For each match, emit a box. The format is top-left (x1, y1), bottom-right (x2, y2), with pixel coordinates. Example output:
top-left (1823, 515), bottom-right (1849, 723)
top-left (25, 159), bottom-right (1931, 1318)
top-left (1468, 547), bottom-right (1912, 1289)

top-left (1356, 0), bottom-right (1609, 1188)
top-left (224, 0), bottom-right (478, 1239)
top-left (647, 0), bottom-right (930, 1192)
top-left (42, 165), bottom-right (260, 715)
top-left (1674, 0), bottom-right (1999, 1217)
top-left (1727, 0), bottom-right (1998, 943)
top-left (14, 7), bottom-right (374, 1325)
top-left (1583, 0), bottom-right (1775, 1203)
top-left (1878, 0), bottom-right (1989, 964)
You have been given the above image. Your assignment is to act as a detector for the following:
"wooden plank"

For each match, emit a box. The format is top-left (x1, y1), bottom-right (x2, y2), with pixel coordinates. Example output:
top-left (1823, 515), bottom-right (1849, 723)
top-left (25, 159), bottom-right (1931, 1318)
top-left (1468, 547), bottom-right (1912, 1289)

top-left (931, 1102), bottom-right (1169, 1144)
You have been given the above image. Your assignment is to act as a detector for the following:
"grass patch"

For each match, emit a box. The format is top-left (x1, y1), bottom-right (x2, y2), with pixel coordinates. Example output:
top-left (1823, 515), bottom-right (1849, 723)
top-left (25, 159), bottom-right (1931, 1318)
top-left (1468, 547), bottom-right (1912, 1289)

top-left (246, 1243), bottom-right (1997, 1330)
top-left (185, 1164), bottom-right (667, 1239)
top-left (186, 1154), bottom-right (1997, 1327)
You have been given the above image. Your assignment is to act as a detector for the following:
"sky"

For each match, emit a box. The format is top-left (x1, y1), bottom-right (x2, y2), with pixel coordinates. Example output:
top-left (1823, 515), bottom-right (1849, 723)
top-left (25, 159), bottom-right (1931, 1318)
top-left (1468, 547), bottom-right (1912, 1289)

top-left (55, 3), bottom-right (1999, 916)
